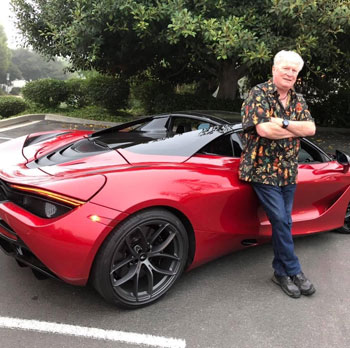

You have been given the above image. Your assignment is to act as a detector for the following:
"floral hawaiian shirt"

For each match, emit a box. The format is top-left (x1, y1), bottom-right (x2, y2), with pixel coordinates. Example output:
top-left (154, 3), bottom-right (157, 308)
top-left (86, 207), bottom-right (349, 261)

top-left (238, 80), bottom-right (314, 186)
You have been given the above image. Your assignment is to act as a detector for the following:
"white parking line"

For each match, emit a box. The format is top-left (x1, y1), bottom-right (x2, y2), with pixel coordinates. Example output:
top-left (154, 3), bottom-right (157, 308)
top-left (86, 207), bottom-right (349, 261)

top-left (0, 136), bottom-right (11, 140)
top-left (0, 316), bottom-right (186, 348)
top-left (0, 120), bottom-right (41, 132)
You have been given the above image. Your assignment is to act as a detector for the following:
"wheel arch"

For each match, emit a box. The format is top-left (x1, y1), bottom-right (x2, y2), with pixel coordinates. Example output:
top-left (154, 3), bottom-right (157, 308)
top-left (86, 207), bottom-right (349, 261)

top-left (159, 205), bottom-right (196, 269)
top-left (89, 205), bottom-right (196, 284)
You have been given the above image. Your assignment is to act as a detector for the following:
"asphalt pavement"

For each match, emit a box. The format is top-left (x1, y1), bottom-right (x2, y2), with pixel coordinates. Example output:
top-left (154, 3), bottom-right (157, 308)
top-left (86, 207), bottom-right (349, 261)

top-left (0, 114), bottom-right (349, 348)
top-left (0, 114), bottom-right (113, 144)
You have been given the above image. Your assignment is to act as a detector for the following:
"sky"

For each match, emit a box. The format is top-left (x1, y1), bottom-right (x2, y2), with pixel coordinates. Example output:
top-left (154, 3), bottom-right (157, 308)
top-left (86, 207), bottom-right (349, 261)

top-left (0, 0), bottom-right (22, 48)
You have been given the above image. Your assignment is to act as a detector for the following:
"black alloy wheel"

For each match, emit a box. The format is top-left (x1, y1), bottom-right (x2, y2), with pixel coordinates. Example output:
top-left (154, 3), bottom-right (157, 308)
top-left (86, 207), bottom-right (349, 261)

top-left (336, 203), bottom-right (350, 234)
top-left (92, 209), bottom-right (189, 308)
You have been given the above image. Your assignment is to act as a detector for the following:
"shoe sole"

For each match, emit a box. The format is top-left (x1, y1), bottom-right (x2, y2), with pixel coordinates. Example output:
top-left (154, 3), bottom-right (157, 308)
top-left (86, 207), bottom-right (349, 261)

top-left (271, 275), bottom-right (301, 299)
top-left (300, 286), bottom-right (316, 296)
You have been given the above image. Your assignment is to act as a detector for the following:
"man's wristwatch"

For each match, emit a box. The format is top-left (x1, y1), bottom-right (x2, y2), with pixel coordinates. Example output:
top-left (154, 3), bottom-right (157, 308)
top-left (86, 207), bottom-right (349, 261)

top-left (282, 119), bottom-right (289, 129)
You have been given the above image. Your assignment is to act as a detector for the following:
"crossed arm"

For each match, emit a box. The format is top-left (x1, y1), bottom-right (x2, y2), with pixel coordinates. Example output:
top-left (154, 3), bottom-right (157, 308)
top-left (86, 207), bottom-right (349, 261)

top-left (256, 117), bottom-right (316, 139)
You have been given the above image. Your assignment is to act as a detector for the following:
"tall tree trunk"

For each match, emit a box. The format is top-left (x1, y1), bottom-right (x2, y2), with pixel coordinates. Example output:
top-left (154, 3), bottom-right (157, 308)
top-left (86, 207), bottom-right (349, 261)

top-left (217, 60), bottom-right (246, 100)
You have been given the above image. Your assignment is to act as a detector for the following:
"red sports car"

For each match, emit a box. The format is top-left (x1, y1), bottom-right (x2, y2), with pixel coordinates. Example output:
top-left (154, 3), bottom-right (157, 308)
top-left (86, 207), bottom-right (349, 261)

top-left (0, 113), bottom-right (349, 308)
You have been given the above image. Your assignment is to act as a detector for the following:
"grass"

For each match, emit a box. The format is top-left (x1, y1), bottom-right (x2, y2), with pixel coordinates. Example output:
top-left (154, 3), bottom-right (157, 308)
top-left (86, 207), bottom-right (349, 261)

top-left (4, 97), bottom-right (240, 123)
top-left (16, 103), bottom-right (139, 123)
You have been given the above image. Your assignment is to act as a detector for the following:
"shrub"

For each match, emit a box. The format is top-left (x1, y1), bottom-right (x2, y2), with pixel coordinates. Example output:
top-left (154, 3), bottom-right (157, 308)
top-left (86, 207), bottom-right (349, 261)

top-left (22, 79), bottom-right (69, 108)
top-left (10, 87), bottom-right (22, 96)
top-left (65, 78), bottom-right (89, 108)
top-left (0, 96), bottom-right (28, 118)
top-left (208, 96), bottom-right (243, 112)
top-left (129, 77), bottom-right (173, 114)
top-left (150, 92), bottom-right (242, 114)
top-left (85, 75), bottom-right (130, 113)
top-left (152, 93), bottom-right (201, 113)
top-left (308, 88), bottom-right (350, 127)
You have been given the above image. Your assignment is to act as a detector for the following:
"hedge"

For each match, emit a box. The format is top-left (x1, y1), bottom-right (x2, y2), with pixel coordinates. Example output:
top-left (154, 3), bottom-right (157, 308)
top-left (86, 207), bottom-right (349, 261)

top-left (148, 92), bottom-right (242, 114)
top-left (85, 75), bottom-right (130, 113)
top-left (10, 87), bottom-right (22, 96)
top-left (22, 79), bottom-right (69, 108)
top-left (65, 78), bottom-right (89, 108)
top-left (129, 78), bottom-right (173, 113)
top-left (0, 96), bottom-right (27, 118)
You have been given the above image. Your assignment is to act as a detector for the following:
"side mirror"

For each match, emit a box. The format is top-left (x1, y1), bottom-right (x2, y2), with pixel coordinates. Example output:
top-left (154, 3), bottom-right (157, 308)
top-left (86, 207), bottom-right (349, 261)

top-left (336, 150), bottom-right (350, 173)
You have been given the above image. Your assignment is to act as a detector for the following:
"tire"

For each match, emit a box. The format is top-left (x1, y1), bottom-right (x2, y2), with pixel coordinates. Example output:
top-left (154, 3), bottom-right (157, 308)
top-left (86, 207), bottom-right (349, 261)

top-left (336, 203), bottom-right (350, 234)
top-left (91, 208), bottom-right (189, 308)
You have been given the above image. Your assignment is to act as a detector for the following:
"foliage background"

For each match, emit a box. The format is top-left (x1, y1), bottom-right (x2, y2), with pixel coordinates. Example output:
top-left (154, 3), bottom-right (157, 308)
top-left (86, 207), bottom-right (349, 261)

top-left (1, 1), bottom-right (350, 126)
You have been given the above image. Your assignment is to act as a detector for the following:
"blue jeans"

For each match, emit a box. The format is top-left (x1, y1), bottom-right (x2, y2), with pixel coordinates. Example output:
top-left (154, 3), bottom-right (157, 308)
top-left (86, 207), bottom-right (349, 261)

top-left (252, 182), bottom-right (301, 277)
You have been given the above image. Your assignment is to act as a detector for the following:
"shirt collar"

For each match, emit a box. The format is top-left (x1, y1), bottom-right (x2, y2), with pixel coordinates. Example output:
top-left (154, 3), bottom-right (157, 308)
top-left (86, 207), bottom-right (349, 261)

top-left (267, 79), bottom-right (296, 98)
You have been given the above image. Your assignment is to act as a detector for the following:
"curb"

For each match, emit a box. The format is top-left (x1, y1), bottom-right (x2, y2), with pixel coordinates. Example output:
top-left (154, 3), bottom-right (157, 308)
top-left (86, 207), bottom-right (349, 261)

top-left (0, 114), bottom-right (118, 128)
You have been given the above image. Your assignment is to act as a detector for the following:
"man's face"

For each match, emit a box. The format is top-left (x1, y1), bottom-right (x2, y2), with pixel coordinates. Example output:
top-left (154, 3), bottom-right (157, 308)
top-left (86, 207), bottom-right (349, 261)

top-left (272, 61), bottom-right (300, 91)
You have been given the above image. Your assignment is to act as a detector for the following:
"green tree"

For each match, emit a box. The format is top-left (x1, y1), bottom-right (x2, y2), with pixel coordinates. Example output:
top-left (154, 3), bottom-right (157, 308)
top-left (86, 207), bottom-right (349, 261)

top-left (0, 24), bottom-right (11, 84)
top-left (11, 0), bottom-right (350, 100)
top-left (11, 48), bottom-right (71, 81)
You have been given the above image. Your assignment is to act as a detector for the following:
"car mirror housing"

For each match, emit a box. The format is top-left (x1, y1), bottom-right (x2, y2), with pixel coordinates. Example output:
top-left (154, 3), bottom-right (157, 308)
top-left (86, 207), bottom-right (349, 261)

top-left (336, 150), bottom-right (350, 173)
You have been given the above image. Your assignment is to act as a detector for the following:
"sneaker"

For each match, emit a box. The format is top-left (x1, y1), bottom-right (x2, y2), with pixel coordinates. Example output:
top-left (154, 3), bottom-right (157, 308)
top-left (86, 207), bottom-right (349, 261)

top-left (292, 272), bottom-right (316, 296)
top-left (272, 273), bottom-right (301, 298)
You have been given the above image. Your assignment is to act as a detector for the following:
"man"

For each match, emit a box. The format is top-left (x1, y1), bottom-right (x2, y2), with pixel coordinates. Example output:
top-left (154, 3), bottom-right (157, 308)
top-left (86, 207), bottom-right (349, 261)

top-left (239, 50), bottom-right (316, 298)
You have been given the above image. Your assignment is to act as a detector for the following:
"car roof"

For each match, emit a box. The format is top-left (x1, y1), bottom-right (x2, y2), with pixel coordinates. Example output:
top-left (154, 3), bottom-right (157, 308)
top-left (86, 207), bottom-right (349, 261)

top-left (92, 112), bottom-right (237, 138)
top-left (114, 124), bottom-right (241, 159)
top-left (165, 111), bottom-right (232, 125)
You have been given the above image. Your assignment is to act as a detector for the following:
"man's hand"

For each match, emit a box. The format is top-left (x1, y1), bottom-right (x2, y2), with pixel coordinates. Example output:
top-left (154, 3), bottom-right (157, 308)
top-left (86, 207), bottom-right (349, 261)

top-left (284, 120), bottom-right (315, 137)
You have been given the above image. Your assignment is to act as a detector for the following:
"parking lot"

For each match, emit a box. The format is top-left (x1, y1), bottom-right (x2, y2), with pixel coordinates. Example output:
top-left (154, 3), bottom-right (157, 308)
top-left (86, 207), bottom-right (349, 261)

top-left (0, 117), bottom-right (350, 348)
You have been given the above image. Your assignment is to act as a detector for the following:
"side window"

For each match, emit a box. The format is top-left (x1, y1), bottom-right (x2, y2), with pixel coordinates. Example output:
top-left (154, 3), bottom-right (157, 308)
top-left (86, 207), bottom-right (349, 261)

top-left (170, 117), bottom-right (213, 134)
top-left (231, 132), bottom-right (243, 157)
top-left (199, 133), bottom-right (242, 157)
top-left (136, 118), bottom-right (168, 132)
top-left (298, 140), bottom-right (324, 163)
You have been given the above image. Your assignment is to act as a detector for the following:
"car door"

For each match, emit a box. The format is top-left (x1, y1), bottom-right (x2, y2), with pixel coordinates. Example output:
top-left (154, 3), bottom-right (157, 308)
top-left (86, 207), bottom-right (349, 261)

top-left (257, 139), bottom-right (350, 236)
top-left (188, 132), bottom-right (350, 242)
top-left (291, 139), bottom-right (350, 234)
top-left (186, 131), bottom-right (262, 240)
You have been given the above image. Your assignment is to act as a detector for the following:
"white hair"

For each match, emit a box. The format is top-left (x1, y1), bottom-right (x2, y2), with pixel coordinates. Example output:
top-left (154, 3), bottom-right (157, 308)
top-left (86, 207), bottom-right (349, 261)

top-left (273, 50), bottom-right (304, 72)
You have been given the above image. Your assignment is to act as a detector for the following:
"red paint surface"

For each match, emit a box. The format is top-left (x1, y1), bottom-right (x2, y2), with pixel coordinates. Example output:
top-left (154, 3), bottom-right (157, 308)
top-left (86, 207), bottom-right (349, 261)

top-left (0, 131), bottom-right (349, 284)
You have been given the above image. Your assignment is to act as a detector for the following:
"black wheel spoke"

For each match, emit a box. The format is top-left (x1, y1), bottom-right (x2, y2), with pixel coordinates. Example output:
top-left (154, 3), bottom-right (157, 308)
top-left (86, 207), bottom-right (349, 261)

top-left (100, 210), bottom-right (188, 308)
top-left (133, 264), bottom-right (142, 300)
top-left (149, 223), bottom-right (169, 244)
top-left (110, 256), bottom-right (134, 275)
top-left (149, 252), bottom-right (180, 261)
top-left (149, 262), bottom-right (176, 276)
top-left (125, 236), bottom-right (139, 258)
top-left (134, 226), bottom-right (148, 250)
top-left (144, 263), bottom-right (154, 296)
top-left (151, 231), bottom-right (176, 253)
top-left (113, 263), bottom-right (139, 287)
